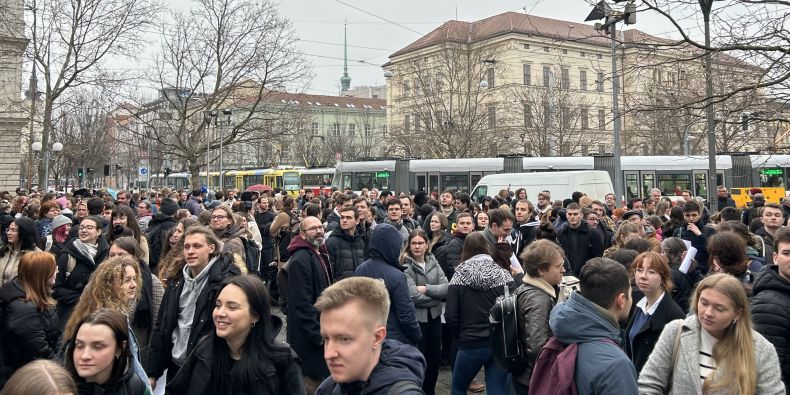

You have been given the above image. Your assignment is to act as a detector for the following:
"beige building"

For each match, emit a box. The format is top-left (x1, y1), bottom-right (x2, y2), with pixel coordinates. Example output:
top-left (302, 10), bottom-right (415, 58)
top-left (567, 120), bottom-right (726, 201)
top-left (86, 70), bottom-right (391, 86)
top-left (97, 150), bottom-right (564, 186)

top-left (0, 0), bottom-right (28, 192)
top-left (384, 11), bottom-right (769, 158)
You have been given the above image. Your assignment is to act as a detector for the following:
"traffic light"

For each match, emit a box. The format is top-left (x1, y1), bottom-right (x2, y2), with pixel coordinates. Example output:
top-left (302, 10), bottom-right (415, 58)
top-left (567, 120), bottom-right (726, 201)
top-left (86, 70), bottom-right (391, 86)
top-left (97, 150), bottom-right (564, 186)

top-left (77, 167), bottom-right (84, 178)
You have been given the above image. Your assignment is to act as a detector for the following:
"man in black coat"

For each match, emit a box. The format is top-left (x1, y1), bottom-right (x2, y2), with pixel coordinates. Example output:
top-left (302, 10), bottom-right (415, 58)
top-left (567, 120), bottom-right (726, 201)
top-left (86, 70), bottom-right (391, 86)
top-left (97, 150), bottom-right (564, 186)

top-left (752, 228), bottom-right (790, 393)
top-left (326, 206), bottom-right (366, 282)
top-left (716, 185), bottom-right (736, 209)
top-left (144, 198), bottom-right (179, 274)
top-left (284, 216), bottom-right (332, 393)
top-left (557, 203), bottom-right (603, 276)
top-left (435, 212), bottom-right (475, 281)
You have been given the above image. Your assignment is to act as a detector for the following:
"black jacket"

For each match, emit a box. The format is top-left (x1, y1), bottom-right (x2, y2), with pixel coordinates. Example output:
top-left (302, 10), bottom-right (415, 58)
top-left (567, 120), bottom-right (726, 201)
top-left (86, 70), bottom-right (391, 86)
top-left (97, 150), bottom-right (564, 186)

top-left (752, 265), bottom-right (790, 393)
top-left (0, 279), bottom-right (60, 386)
top-left (284, 234), bottom-right (331, 380)
top-left (255, 210), bottom-right (276, 266)
top-left (434, 231), bottom-right (466, 281)
top-left (673, 222), bottom-right (715, 274)
top-left (557, 222), bottom-right (603, 276)
top-left (326, 228), bottom-right (366, 282)
top-left (145, 213), bottom-right (177, 273)
top-left (514, 277), bottom-right (558, 386)
top-left (670, 268), bottom-right (694, 314)
top-left (315, 339), bottom-right (425, 395)
top-left (166, 316), bottom-right (305, 395)
top-left (623, 293), bottom-right (684, 373)
top-left (511, 222), bottom-right (538, 257)
top-left (76, 367), bottom-right (147, 395)
top-left (355, 224), bottom-right (422, 347)
top-left (53, 237), bottom-right (110, 327)
top-left (718, 195), bottom-right (736, 209)
top-left (446, 253), bottom-right (513, 349)
top-left (147, 253), bottom-right (240, 379)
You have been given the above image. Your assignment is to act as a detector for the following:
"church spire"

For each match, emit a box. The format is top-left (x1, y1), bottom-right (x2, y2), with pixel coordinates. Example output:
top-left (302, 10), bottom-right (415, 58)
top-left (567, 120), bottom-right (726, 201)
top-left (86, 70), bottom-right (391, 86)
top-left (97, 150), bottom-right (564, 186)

top-left (340, 20), bottom-right (351, 92)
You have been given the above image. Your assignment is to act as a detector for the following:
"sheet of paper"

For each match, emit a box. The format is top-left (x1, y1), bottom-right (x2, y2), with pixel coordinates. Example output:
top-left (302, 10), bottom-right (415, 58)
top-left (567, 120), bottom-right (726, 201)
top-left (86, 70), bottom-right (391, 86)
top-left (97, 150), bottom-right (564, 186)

top-left (680, 245), bottom-right (697, 274)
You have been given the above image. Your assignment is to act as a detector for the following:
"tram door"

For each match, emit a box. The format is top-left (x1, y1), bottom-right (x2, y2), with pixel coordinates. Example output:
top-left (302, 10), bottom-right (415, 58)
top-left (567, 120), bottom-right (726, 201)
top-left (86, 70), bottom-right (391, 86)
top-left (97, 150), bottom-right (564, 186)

top-left (416, 173), bottom-right (427, 193)
top-left (693, 170), bottom-right (709, 202)
top-left (641, 171), bottom-right (655, 197)
top-left (428, 172), bottom-right (440, 195)
top-left (624, 171), bottom-right (640, 201)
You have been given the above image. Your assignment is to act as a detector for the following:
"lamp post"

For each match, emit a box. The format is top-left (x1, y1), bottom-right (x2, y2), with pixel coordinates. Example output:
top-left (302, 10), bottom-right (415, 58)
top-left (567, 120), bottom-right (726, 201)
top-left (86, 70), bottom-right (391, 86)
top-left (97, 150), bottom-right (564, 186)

top-left (31, 141), bottom-right (63, 191)
top-left (586, 0), bottom-right (636, 207)
top-left (219, 109), bottom-right (232, 190)
top-left (700, 0), bottom-right (718, 213)
top-left (203, 111), bottom-right (215, 190)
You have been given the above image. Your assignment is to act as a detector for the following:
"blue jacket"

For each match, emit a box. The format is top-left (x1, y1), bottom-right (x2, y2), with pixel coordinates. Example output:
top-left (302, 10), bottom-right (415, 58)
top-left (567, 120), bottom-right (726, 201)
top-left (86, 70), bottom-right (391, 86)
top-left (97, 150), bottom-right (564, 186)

top-left (355, 224), bottom-right (421, 346)
top-left (550, 292), bottom-right (638, 395)
top-left (315, 339), bottom-right (425, 395)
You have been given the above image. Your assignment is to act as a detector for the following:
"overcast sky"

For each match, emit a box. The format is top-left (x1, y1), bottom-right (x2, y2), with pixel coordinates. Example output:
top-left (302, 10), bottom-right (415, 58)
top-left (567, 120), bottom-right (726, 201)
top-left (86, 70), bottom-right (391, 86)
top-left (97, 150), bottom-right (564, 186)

top-left (161, 0), bottom-right (709, 97)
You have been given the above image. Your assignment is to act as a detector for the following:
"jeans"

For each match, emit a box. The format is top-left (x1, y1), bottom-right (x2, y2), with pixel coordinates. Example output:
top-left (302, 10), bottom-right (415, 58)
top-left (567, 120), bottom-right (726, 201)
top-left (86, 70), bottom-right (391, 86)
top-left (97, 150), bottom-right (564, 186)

top-left (418, 316), bottom-right (442, 395)
top-left (451, 346), bottom-right (509, 395)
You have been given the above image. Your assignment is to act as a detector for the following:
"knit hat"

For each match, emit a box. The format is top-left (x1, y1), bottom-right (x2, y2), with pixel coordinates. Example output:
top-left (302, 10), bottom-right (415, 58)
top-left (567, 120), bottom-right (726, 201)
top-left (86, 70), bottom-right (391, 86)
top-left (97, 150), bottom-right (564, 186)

top-left (160, 198), bottom-right (179, 216)
top-left (52, 215), bottom-right (72, 230)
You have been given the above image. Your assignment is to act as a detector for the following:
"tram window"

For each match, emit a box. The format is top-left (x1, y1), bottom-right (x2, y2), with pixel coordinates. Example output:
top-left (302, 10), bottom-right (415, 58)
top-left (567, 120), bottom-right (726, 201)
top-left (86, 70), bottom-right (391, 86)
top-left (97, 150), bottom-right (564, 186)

top-left (429, 175), bottom-right (439, 194)
top-left (441, 175), bottom-right (470, 194)
top-left (374, 173), bottom-right (390, 190)
top-left (417, 175), bottom-right (426, 192)
top-left (341, 173), bottom-right (352, 189)
top-left (760, 168), bottom-right (785, 188)
top-left (694, 173), bottom-right (707, 198)
top-left (625, 173), bottom-right (639, 200)
top-left (470, 174), bottom-right (483, 190)
top-left (658, 174), bottom-right (691, 197)
top-left (642, 174), bottom-right (655, 197)
top-left (355, 172), bottom-right (374, 190)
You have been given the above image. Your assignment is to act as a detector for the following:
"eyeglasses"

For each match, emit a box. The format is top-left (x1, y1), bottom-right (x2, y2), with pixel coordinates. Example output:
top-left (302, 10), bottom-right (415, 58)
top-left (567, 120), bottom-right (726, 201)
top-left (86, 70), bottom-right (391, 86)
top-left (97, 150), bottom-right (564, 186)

top-left (79, 225), bottom-right (97, 231)
top-left (5, 227), bottom-right (18, 234)
top-left (410, 241), bottom-right (426, 246)
top-left (302, 226), bottom-right (324, 232)
top-left (210, 215), bottom-right (228, 221)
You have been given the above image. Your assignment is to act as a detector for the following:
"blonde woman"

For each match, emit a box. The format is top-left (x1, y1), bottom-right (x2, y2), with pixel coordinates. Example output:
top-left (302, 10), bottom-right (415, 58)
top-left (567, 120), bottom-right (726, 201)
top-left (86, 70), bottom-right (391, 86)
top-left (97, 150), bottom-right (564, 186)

top-left (638, 273), bottom-right (783, 395)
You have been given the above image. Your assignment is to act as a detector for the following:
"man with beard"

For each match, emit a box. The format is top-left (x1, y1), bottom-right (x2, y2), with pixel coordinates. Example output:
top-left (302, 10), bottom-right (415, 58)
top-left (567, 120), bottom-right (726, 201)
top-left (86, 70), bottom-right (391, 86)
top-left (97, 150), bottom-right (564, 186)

top-left (355, 224), bottom-right (421, 347)
top-left (422, 190), bottom-right (458, 235)
top-left (284, 216), bottom-right (333, 393)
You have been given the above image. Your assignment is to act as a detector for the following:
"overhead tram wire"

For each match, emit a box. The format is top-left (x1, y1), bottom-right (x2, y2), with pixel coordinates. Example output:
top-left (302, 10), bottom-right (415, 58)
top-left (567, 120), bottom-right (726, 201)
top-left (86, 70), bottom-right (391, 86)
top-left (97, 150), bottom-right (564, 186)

top-left (334, 0), bottom-right (425, 36)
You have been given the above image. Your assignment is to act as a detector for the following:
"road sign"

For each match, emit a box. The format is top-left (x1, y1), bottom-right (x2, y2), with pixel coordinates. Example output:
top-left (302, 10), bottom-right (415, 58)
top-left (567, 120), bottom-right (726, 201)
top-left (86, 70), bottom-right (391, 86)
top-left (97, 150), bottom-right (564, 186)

top-left (139, 167), bottom-right (148, 176)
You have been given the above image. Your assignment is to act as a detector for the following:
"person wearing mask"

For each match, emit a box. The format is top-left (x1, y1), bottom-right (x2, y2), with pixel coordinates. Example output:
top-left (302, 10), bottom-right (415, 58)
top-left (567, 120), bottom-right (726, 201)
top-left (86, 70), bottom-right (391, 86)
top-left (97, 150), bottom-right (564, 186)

top-left (557, 203), bottom-right (604, 276)
top-left (624, 252), bottom-right (684, 373)
top-left (638, 274), bottom-right (783, 394)
top-left (0, 252), bottom-right (60, 387)
top-left (0, 217), bottom-right (41, 285)
top-left (64, 309), bottom-right (148, 394)
top-left (146, 227), bottom-right (241, 390)
top-left (52, 216), bottom-right (109, 326)
top-left (446, 232), bottom-right (520, 395)
top-left (402, 229), bottom-right (447, 395)
top-left (512, 240), bottom-right (565, 394)
top-left (167, 275), bottom-right (304, 394)
top-left (326, 206), bottom-right (366, 282)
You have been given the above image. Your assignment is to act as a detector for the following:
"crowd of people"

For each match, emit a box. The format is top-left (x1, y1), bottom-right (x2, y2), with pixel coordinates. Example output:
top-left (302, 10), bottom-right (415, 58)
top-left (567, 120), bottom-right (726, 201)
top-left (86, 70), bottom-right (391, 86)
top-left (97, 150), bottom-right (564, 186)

top-left (0, 183), bottom-right (788, 395)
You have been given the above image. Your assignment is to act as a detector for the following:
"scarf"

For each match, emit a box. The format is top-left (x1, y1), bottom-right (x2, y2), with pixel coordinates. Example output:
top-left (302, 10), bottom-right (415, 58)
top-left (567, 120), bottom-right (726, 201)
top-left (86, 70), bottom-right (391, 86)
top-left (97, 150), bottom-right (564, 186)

top-left (72, 239), bottom-right (98, 264)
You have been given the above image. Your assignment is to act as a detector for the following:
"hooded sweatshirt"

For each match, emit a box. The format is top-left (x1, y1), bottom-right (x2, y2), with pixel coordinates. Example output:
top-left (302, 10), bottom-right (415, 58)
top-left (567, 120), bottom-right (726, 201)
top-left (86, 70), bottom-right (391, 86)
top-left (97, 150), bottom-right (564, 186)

top-left (355, 224), bottom-right (421, 346)
top-left (751, 265), bottom-right (790, 392)
top-left (550, 292), bottom-right (638, 395)
top-left (315, 339), bottom-right (426, 395)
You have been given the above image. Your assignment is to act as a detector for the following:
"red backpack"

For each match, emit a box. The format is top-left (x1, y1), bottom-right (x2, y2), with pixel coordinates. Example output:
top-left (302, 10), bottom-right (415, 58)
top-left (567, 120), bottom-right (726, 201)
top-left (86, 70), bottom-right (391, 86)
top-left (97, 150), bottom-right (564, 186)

top-left (528, 336), bottom-right (617, 395)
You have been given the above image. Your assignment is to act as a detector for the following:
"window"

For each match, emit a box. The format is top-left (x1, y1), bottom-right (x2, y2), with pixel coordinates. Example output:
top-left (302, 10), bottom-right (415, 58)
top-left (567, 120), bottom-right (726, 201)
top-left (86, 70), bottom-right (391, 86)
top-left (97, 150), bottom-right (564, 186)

top-left (581, 108), bottom-right (589, 129)
top-left (364, 123), bottom-right (371, 137)
top-left (597, 54), bottom-right (602, 59)
top-left (543, 66), bottom-right (551, 87)
top-left (596, 72), bottom-right (604, 92)
top-left (486, 68), bottom-right (495, 88)
top-left (523, 43), bottom-right (530, 49)
top-left (414, 114), bottom-right (421, 132)
top-left (523, 102), bottom-right (533, 128)
top-left (332, 123), bottom-right (340, 136)
top-left (561, 106), bottom-right (571, 127)
top-left (348, 123), bottom-right (355, 136)
top-left (561, 68), bottom-right (570, 89)
top-left (562, 49), bottom-right (568, 54)
top-left (579, 70), bottom-right (587, 91)
top-left (598, 109), bottom-right (605, 130)
top-left (523, 64), bottom-right (531, 85)
top-left (404, 115), bottom-right (411, 132)
top-left (580, 51), bottom-right (586, 57)
top-left (487, 104), bottom-right (496, 129)
top-left (311, 122), bottom-right (319, 135)
top-left (544, 46), bottom-right (550, 52)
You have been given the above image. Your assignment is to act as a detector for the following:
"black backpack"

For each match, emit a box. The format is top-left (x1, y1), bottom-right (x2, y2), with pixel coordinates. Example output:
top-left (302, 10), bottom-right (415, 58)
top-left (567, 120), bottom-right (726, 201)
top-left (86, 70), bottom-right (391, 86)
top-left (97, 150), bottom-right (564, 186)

top-left (489, 283), bottom-right (528, 373)
top-left (241, 237), bottom-right (262, 275)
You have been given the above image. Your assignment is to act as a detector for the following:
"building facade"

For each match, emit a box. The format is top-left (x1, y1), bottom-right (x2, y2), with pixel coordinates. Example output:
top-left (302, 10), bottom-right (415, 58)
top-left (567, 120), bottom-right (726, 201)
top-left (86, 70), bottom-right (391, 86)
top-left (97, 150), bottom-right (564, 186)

top-left (0, 0), bottom-right (28, 192)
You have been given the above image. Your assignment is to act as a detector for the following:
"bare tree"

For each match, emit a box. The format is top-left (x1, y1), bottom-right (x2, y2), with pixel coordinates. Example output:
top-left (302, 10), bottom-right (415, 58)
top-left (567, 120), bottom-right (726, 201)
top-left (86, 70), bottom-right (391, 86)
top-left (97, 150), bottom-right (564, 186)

top-left (125, 0), bottom-right (309, 185)
top-left (13, 0), bottom-right (159, 186)
top-left (387, 44), bottom-right (506, 158)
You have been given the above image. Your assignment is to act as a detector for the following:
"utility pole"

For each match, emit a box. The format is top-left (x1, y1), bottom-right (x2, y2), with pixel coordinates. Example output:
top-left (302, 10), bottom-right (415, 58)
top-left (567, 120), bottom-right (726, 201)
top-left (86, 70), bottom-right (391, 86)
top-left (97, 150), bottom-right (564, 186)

top-left (25, 67), bottom-right (39, 191)
top-left (700, 0), bottom-right (718, 213)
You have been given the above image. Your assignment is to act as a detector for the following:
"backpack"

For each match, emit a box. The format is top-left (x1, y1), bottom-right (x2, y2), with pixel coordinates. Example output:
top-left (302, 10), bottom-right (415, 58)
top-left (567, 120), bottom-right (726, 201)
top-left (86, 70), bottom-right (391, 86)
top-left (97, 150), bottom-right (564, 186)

top-left (241, 237), bottom-right (261, 276)
top-left (528, 337), bottom-right (617, 395)
top-left (489, 284), bottom-right (528, 373)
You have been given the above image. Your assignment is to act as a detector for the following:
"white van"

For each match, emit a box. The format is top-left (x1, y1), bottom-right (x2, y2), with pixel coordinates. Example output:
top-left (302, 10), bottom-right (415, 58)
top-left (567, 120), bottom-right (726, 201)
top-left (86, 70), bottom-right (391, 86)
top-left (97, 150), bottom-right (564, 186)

top-left (470, 171), bottom-right (614, 203)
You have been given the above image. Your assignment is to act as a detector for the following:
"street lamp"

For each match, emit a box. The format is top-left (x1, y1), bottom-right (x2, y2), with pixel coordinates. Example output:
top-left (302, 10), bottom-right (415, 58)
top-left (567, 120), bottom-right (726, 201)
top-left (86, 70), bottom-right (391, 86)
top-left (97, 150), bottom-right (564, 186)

top-left (31, 141), bottom-right (63, 191)
top-left (586, 0), bottom-right (637, 207)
